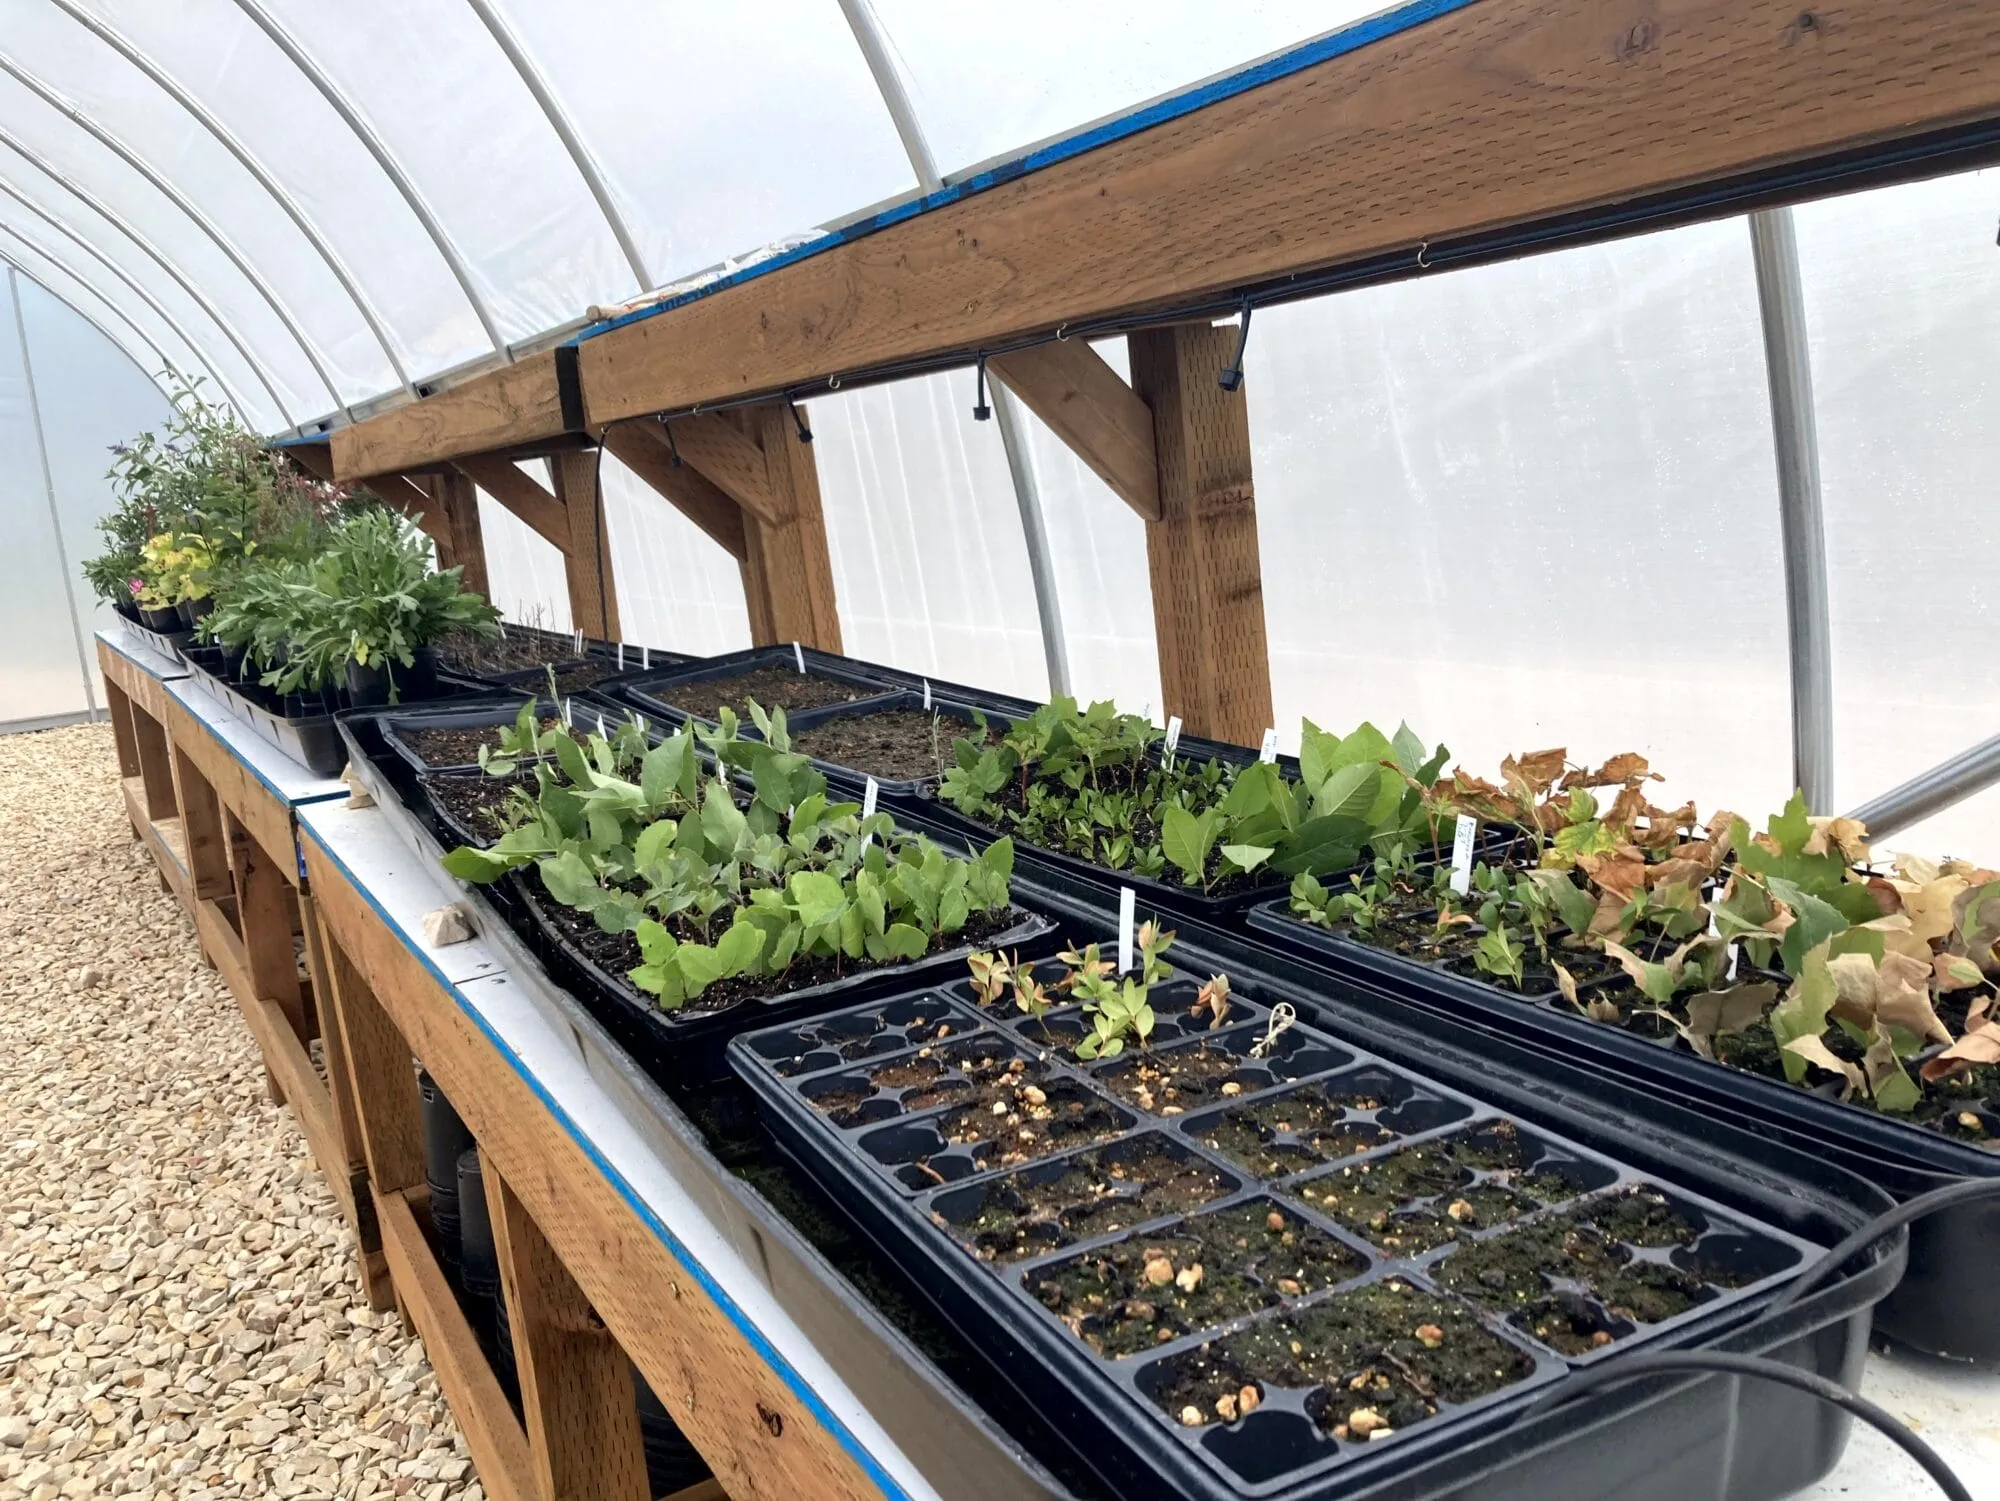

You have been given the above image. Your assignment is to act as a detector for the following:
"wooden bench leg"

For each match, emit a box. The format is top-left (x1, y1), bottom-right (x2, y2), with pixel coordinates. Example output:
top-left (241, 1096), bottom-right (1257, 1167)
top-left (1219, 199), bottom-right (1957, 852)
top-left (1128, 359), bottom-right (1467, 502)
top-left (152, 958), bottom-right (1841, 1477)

top-left (486, 1156), bottom-right (651, 1501)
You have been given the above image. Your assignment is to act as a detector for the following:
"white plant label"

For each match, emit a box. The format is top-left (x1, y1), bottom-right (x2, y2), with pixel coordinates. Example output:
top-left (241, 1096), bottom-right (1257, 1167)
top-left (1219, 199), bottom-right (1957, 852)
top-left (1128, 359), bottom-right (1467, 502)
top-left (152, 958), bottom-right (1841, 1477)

top-left (1259, 728), bottom-right (1280, 763)
top-left (792, 641), bottom-right (806, 673)
top-left (1164, 716), bottom-right (1183, 756)
top-left (574, 629), bottom-right (584, 654)
top-left (1118, 887), bottom-right (1137, 975)
top-left (617, 642), bottom-right (625, 669)
top-left (1449, 814), bottom-right (1478, 895)
top-left (922, 679), bottom-right (932, 710)
top-left (641, 646), bottom-right (651, 669)
top-left (562, 698), bottom-right (574, 728)
top-left (595, 712), bottom-right (607, 739)
top-left (862, 777), bottom-right (879, 818)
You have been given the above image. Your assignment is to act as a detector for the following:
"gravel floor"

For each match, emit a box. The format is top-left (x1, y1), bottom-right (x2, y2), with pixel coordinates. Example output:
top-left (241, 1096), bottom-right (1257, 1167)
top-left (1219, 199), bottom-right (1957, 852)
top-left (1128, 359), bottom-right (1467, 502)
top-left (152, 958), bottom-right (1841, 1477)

top-left (0, 723), bottom-right (481, 1501)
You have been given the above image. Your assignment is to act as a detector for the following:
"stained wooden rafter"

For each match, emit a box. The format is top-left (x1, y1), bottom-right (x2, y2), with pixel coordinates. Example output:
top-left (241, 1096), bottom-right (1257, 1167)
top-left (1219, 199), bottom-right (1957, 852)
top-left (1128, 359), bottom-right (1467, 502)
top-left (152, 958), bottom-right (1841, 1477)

top-left (599, 421), bottom-right (746, 561)
top-left (452, 454), bottom-right (571, 553)
top-left (990, 340), bottom-right (1160, 521)
top-left (331, 351), bottom-right (574, 481)
top-left (577, 0), bottom-right (2000, 424)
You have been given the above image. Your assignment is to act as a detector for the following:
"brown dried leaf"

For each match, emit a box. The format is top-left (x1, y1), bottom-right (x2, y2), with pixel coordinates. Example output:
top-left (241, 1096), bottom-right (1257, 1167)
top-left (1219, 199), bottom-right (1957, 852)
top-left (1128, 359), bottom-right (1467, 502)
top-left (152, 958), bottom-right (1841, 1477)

top-left (1503, 748), bottom-right (1568, 796)
top-left (1935, 953), bottom-right (1986, 993)
top-left (1579, 853), bottom-right (1647, 905)
top-left (1780, 1034), bottom-right (1864, 1099)
top-left (1645, 858), bottom-right (1712, 895)
top-left (1888, 873), bottom-right (1967, 946)
top-left (1587, 888), bottom-right (1633, 938)
top-left (1554, 964), bottom-right (1579, 1009)
top-left (1804, 815), bottom-right (1873, 864)
top-left (1603, 784), bottom-right (1650, 833)
top-left (1919, 1020), bottom-right (2000, 1083)
top-left (1875, 952), bottom-right (1953, 1048)
top-left (1686, 982), bottom-right (1778, 1043)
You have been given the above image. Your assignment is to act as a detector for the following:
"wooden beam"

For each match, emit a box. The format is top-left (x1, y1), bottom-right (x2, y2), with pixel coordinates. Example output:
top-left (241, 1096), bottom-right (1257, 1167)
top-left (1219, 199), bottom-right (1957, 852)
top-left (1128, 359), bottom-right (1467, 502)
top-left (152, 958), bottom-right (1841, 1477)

top-left (1129, 324), bottom-right (1272, 747)
top-left (550, 450), bottom-right (620, 639)
top-left (579, 0), bottom-right (2000, 423)
top-left (600, 422), bottom-right (746, 562)
top-left (282, 439), bottom-right (336, 483)
top-left (432, 472), bottom-right (491, 599)
top-left (332, 353), bottom-right (571, 480)
top-left (453, 455), bottom-right (572, 553)
top-left (990, 341), bottom-right (1160, 521)
top-left (362, 472), bottom-right (450, 557)
top-left (739, 405), bottom-right (841, 651)
top-left (669, 413), bottom-right (783, 527)
top-left (486, 1161), bottom-right (650, 1501)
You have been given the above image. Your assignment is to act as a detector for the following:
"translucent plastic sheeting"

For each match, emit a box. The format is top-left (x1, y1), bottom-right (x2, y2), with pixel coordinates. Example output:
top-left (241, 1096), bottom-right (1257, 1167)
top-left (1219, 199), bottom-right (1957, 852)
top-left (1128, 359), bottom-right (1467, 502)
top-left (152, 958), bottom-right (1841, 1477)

top-left (1009, 338), bottom-right (1162, 713)
top-left (597, 449), bottom-right (750, 658)
top-left (811, 371), bottom-right (1049, 700)
top-left (1793, 168), bottom-right (2000, 863)
top-left (474, 472), bottom-right (573, 637)
top-left (1, 271), bottom-right (171, 723)
top-left (0, 237), bottom-right (211, 407)
top-left (867, 0), bottom-right (1393, 179)
top-left (1242, 216), bottom-right (1795, 826)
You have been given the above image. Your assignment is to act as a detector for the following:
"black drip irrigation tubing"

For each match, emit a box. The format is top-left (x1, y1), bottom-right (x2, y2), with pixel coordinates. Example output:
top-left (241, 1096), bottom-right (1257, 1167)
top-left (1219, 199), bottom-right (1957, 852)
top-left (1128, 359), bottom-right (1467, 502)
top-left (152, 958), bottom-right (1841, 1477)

top-left (1515, 1178), bottom-right (2000, 1501)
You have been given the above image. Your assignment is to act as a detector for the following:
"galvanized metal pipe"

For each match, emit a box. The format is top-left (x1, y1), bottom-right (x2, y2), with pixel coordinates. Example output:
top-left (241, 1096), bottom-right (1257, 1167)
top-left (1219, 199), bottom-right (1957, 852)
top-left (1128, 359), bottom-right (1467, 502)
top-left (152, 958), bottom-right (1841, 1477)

top-left (1749, 207), bottom-right (1835, 813)
top-left (1846, 731), bottom-right (2000, 844)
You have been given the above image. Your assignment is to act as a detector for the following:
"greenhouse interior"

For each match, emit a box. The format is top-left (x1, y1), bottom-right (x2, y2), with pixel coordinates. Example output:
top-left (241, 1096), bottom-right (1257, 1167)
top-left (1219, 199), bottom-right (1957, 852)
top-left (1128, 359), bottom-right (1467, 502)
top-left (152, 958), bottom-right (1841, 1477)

top-left (1, 2), bottom-right (1998, 1499)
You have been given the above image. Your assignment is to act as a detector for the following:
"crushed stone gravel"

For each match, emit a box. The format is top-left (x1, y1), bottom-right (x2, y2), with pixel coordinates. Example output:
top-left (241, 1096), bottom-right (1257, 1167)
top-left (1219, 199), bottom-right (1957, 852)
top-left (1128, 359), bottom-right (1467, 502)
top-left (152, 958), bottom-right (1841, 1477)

top-left (0, 724), bottom-right (483, 1501)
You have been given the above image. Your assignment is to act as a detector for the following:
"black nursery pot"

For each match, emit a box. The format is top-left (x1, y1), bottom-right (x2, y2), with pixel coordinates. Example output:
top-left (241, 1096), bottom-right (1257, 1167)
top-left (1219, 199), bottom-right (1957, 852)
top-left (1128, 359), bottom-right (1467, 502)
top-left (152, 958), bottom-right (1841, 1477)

top-left (174, 597), bottom-right (213, 630)
top-left (138, 604), bottom-right (180, 631)
top-left (345, 647), bottom-right (440, 708)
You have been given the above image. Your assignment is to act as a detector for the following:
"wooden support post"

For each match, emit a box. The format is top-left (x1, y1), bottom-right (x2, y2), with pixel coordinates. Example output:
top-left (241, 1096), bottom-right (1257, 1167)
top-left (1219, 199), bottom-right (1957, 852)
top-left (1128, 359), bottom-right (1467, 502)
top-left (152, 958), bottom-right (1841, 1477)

top-left (105, 680), bottom-right (141, 780)
top-left (485, 1161), bottom-right (650, 1501)
top-left (432, 471), bottom-right (491, 599)
top-left (551, 451), bottom-right (620, 639)
top-left (169, 751), bottom-right (233, 904)
top-left (130, 707), bottom-right (178, 822)
top-left (300, 889), bottom-right (392, 1310)
top-left (1127, 324), bottom-right (1272, 747)
top-left (315, 928), bottom-right (425, 1201)
top-left (600, 422), bottom-right (745, 562)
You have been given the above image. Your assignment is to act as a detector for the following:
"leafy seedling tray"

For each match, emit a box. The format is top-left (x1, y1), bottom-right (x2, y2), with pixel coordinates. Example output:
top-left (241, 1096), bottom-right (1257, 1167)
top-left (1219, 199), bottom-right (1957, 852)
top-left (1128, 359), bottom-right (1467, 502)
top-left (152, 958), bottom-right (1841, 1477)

top-left (179, 642), bottom-right (351, 777)
top-left (378, 695), bottom-right (566, 776)
top-left (596, 643), bottom-right (905, 730)
top-left (732, 980), bottom-right (1844, 1501)
top-left (1244, 895), bottom-right (2000, 1359)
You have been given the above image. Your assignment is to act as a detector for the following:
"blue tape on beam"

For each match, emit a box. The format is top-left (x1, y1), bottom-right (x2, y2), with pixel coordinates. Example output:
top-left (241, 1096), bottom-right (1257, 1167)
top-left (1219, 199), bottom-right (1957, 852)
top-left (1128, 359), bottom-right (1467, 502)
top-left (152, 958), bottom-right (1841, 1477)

top-left (570, 0), bottom-right (1479, 345)
top-left (297, 821), bottom-right (914, 1501)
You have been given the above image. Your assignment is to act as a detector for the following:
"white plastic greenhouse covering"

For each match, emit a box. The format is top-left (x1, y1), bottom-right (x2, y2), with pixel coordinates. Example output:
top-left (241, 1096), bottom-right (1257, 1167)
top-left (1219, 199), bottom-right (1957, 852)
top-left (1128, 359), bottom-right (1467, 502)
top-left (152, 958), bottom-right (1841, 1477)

top-left (1, 1), bottom-right (1997, 863)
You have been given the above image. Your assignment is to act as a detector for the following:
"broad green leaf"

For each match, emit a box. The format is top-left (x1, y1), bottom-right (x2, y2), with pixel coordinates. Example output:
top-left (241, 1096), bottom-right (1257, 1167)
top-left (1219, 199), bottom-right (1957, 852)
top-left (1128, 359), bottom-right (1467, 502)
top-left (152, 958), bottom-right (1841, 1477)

top-left (714, 919), bottom-right (766, 976)
top-left (552, 731), bottom-right (592, 789)
top-left (979, 835), bottom-right (1015, 883)
top-left (1162, 806), bottom-right (1219, 885)
top-left (1770, 946), bottom-right (1837, 1084)
top-left (640, 737), bottom-right (687, 809)
top-left (701, 781), bottom-right (749, 856)
top-left (788, 869), bottom-right (847, 928)
top-left (882, 922), bottom-right (928, 960)
top-left (674, 942), bottom-right (727, 997)
top-left (1269, 814), bottom-right (1368, 878)
top-left (537, 850), bottom-right (601, 910)
top-left (1311, 762), bottom-right (1378, 823)
top-left (633, 819), bottom-right (677, 871)
top-left (1220, 844), bottom-right (1275, 876)
top-left (1768, 876), bottom-right (1851, 973)
top-left (1390, 722), bottom-right (1427, 778)
top-left (440, 845), bottom-right (516, 884)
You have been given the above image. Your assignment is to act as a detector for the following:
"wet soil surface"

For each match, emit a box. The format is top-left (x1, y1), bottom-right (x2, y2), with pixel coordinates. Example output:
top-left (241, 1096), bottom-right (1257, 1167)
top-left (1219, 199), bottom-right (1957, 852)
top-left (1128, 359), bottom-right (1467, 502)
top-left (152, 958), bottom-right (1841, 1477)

top-left (792, 708), bottom-right (999, 783)
top-left (528, 870), bottom-right (1024, 1016)
top-left (400, 718), bottom-right (557, 767)
top-left (1151, 1279), bottom-right (1536, 1438)
top-left (1289, 1123), bottom-right (1587, 1257)
top-left (655, 666), bottom-right (876, 720)
top-left (1431, 1190), bottom-right (1714, 1355)
top-left (420, 773), bottom-right (526, 843)
top-left (1189, 1084), bottom-right (1403, 1181)
top-left (1032, 1198), bottom-right (1366, 1359)
top-left (946, 1142), bottom-right (1236, 1264)
top-left (1094, 1041), bottom-right (1252, 1116)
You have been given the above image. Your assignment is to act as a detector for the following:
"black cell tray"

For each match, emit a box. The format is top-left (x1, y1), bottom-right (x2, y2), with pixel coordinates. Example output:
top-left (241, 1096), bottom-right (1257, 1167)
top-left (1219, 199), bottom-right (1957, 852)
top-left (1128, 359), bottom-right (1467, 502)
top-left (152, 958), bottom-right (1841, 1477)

top-left (178, 643), bottom-right (351, 777)
top-left (733, 970), bottom-right (1877, 1501)
top-left (1243, 895), bottom-right (2000, 1361)
top-left (593, 643), bottom-right (905, 730)
top-left (378, 695), bottom-right (565, 776)
top-left (117, 603), bottom-right (195, 661)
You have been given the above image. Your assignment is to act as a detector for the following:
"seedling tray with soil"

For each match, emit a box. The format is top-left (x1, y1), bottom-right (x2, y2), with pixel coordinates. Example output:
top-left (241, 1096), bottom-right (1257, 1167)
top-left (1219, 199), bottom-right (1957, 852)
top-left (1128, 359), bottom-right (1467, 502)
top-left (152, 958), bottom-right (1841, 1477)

top-left (597, 643), bottom-right (903, 730)
top-left (1245, 891), bottom-right (2000, 1359)
top-left (731, 979), bottom-right (1826, 1501)
top-left (783, 691), bottom-right (1006, 796)
top-left (380, 697), bottom-right (565, 774)
top-left (432, 622), bottom-right (682, 690)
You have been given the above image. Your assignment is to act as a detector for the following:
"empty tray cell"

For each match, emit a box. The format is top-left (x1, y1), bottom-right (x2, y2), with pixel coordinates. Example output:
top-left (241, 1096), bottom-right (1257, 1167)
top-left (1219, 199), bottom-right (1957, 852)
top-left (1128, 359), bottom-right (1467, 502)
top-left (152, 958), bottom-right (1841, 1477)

top-left (1092, 1022), bottom-right (1356, 1116)
top-left (930, 1134), bottom-right (1239, 1265)
top-left (863, 1077), bottom-right (1132, 1191)
top-left (742, 991), bottom-right (961, 1077)
top-left (1288, 1120), bottom-right (1620, 1257)
top-left (1180, 1066), bottom-right (1473, 1182)
top-left (1138, 1278), bottom-right (1544, 1483)
top-left (805, 1033), bottom-right (1050, 1131)
top-left (1430, 1184), bottom-right (1804, 1358)
top-left (1027, 1197), bottom-right (1369, 1359)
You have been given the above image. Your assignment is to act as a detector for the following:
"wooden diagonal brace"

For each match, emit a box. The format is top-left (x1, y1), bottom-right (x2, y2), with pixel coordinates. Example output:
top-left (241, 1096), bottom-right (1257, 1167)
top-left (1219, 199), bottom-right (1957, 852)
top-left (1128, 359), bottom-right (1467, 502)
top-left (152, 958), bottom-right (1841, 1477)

top-left (453, 454), bottom-right (572, 554)
top-left (667, 412), bottom-right (783, 527)
top-left (990, 340), bottom-right (1161, 521)
top-left (600, 422), bottom-right (746, 562)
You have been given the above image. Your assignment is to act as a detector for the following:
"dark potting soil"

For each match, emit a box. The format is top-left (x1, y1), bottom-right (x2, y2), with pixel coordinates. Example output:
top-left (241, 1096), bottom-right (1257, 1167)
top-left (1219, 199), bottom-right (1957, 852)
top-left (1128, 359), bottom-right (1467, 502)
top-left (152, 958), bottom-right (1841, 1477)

top-left (436, 628), bottom-right (576, 674)
top-left (934, 1078), bottom-right (1126, 1171)
top-left (808, 1044), bottom-right (1049, 1128)
top-left (1189, 1085), bottom-right (1401, 1181)
top-left (527, 870), bottom-right (1025, 1016)
top-left (402, 719), bottom-right (558, 767)
top-left (1290, 1123), bottom-right (1581, 1257)
top-left (952, 1143), bottom-right (1236, 1264)
top-left (1095, 1042), bottom-right (1249, 1115)
top-left (1151, 1279), bottom-right (1536, 1437)
top-left (544, 658), bottom-right (622, 692)
top-left (422, 774), bottom-right (527, 843)
top-left (1032, 1199), bottom-right (1366, 1359)
top-left (792, 708), bottom-right (998, 783)
top-left (1431, 1192), bottom-right (1711, 1355)
top-left (657, 666), bottom-right (874, 720)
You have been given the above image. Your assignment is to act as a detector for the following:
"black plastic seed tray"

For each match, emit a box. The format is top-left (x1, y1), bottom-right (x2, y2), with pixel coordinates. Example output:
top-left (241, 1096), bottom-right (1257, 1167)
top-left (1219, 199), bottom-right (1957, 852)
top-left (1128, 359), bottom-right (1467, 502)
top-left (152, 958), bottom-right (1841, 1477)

top-left (775, 689), bottom-right (1000, 798)
top-left (594, 643), bottom-right (905, 731)
top-left (378, 695), bottom-right (566, 776)
top-left (733, 981), bottom-right (1834, 1501)
top-left (432, 622), bottom-right (681, 692)
top-left (1244, 893), bottom-right (2000, 1360)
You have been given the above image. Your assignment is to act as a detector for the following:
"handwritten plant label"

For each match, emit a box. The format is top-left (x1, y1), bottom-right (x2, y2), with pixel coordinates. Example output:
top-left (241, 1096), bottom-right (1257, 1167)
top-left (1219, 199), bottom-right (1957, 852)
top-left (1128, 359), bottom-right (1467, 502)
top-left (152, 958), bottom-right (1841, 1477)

top-left (1449, 814), bottom-right (1478, 895)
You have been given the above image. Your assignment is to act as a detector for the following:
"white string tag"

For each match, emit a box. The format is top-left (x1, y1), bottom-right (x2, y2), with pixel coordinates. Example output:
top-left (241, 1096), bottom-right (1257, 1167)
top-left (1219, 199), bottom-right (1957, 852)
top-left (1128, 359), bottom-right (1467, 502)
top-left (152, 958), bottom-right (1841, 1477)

top-left (562, 698), bottom-right (574, 729)
top-left (792, 641), bottom-right (805, 673)
top-left (1259, 728), bottom-right (1279, 763)
top-left (1250, 1003), bottom-right (1297, 1059)
top-left (922, 679), bottom-right (932, 710)
top-left (1449, 814), bottom-right (1477, 896)
top-left (862, 776), bottom-right (879, 818)
top-left (617, 642), bottom-right (625, 669)
top-left (1118, 887), bottom-right (1136, 975)
top-left (595, 712), bottom-right (607, 739)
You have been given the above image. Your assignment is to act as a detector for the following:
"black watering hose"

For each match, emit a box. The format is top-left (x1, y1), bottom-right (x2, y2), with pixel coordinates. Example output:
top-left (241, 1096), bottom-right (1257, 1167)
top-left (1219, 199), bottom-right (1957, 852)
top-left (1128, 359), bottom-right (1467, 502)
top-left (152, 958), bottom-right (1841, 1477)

top-left (1516, 1350), bottom-right (1972, 1501)
top-left (1760, 1176), bottom-right (2000, 1321)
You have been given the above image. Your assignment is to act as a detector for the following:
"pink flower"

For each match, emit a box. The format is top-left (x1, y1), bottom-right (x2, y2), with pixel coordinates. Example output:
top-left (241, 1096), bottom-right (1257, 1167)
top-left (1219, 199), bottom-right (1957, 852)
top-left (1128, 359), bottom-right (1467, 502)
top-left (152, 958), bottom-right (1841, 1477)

top-left (127, 578), bottom-right (143, 597)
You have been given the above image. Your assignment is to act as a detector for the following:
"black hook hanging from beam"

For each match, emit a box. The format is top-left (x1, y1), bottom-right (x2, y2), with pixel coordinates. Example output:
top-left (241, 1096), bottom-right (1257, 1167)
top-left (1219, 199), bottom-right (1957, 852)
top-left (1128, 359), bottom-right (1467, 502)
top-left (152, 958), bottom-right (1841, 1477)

top-left (659, 415), bottom-right (684, 467)
top-left (1218, 301), bottom-right (1254, 392)
top-left (790, 400), bottom-right (813, 443)
top-left (972, 355), bottom-right (992, 421)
